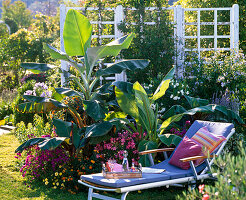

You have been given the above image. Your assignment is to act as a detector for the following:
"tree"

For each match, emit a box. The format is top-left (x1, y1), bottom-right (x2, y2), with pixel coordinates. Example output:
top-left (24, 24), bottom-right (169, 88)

top-left (1, 0), bottom-right (32, 29)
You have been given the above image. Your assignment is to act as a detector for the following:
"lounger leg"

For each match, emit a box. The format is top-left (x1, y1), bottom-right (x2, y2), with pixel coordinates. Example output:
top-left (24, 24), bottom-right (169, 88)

top-left (121, 192), bottom-right (129, 200)
top-left (88, 188), bottom-right (93, 200)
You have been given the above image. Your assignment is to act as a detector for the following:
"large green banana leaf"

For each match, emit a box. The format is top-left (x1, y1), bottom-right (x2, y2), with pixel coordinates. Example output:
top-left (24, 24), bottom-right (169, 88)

top-left (213, 105), bottom-right (245, 124)
top-left (184, 95), bottom-right (209, 108)
top-left (17, 96), bottom-right (67, 113)
top-left (151, 66), bottom-right (176, 102)
top-left (84, 121), bottom-right (113, 138)
top-left (63, 9), bottom-right (92, 56)
top-left (96, 59), bottom-right (150, 77)
top-left (83, 100), bottom-right (109, 121)
top-left (53, 119), bottom-right (81, 148)
top-left (43, 43), bottom-right (70, 62)
top-left (38, 137), bottom-right (68, 150)
top-left (44, 44), bottom-right (86, 73)
top-left (15, 137), bottom-right (67, 153)
top-left (159, 104), bottom-right (244, 134)
top-left (133, 82), bottom-right (155, 134)
top-left (86, 33), bottom-right (135, 71)
top-left (21, 63), bottom-right (56, 74)
top-left (161, 105), bottom-right (187, 120)
top-left (15, 138), bottom-right (46, 153)
top-left (53, 118), bottom-right (74, 138)
top-left (55, 88), bottom-right (84, 98)
top-left (112, 81), bottom-right (134, 95)
top-left (114, 83), bottom-right (139, 121)
top-left (104, 111), bottom-right (127, 121)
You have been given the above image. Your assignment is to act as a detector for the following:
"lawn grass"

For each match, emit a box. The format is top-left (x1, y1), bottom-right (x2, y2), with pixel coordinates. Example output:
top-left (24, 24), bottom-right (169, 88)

top-left (0, 133), bottom-right (184, 200)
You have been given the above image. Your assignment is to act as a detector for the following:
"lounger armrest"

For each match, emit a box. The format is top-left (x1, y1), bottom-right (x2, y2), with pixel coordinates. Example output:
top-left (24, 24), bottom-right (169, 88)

top-left (180, 155), bottom-right (218, 162)
top-left (139, 148), bottom-right (175, 155)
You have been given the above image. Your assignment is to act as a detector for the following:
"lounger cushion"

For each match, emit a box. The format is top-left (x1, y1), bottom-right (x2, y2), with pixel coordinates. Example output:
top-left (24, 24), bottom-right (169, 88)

top-left (80, 159), bottom-right (206, 188)
top-left (168, 136), bottom-right (202, 169)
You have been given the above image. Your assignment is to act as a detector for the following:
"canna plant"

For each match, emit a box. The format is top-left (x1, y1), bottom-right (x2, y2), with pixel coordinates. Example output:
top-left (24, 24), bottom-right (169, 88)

top-left (16, 9), bottom-right (149, 156)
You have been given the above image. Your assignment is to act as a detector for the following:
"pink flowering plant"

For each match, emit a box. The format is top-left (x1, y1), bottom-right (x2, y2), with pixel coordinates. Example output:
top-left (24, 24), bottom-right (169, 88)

top-left (94, 130), bottom-right (144, 165)
top-left (169, 120), bottom-right (191, 138)
top-left (15, 133), bottom-right (102, 193)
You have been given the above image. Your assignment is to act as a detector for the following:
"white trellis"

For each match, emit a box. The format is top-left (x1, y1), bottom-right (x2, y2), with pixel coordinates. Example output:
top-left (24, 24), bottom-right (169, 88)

top-left (60, 4), bottom-right (239, 85)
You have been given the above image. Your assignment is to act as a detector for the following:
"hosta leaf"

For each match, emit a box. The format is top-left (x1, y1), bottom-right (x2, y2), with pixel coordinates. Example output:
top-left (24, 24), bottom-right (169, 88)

top-left (63, 9), bottom-right (92, 56)
top-left (96, 59), bottom-right (149, 77)
top-left (21, 63), bottom-right (56, 74)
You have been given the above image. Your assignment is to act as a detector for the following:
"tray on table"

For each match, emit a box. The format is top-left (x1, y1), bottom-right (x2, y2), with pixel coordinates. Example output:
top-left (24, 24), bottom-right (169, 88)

top-left (102, 169), bottom-right (142, 179)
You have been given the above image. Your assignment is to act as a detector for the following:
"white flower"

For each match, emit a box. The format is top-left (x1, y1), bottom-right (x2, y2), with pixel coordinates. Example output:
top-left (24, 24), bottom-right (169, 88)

top-left (170, 94), bottom-right (173, 99)
top-left (186, 91), bottom-right (189, 95)
top-left (173, 96), bottom-right (178, 100)
top-left (149, 84), bottom-right (153, 87)
top-left (175, 83), bottom-right (179, 87)
top-left (158, 107), bottom-right (166, 113)
top-left (150, 104), bottom-right (156, 110)
top-left (180, 89), bottom-right (184, 95)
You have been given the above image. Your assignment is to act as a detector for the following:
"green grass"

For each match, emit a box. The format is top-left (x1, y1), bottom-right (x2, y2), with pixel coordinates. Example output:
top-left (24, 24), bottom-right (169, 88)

top-left (0, 133), bottom-right (183, 200)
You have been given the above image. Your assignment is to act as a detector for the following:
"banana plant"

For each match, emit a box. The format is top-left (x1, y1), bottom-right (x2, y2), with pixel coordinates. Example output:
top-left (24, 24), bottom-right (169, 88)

top-left (16, 9), bottom-right (150, 157)
top-left (114, 66), bottom-right (176, 166)
top-left (20, 9), bottom-right (149, 124)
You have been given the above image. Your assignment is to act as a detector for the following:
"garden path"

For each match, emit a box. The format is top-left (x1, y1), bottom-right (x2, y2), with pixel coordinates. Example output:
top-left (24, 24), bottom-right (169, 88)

top-left (0, 125), bottom-right (15, 136)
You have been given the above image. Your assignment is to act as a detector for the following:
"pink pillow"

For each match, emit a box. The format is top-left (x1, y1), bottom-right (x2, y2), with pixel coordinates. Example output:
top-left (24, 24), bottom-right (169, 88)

top-left (169, 136), bottom-right (202, 170)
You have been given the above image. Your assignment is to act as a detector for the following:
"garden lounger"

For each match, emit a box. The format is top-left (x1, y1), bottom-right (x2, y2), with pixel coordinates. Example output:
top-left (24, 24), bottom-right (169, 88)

top-left (78, 120), bottom-right (235, 200)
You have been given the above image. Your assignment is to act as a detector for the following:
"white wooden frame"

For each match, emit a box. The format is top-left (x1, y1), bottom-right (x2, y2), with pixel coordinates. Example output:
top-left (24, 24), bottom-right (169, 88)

top-left (78, 127), bottom-right (235, 200)
top-left (59, 4), bottom-right (239, 85)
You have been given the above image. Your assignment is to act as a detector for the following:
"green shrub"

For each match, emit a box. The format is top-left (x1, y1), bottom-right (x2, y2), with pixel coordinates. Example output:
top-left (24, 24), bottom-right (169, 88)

top-left (15, 114), bottom-right (52, 143)
top-left (0, 101), bottom-right (13, 120)
top-left (13, 80), bottom-right (37, 125)
top-left (176, 141), bottom-right (246, 200)
top-left (118, 5), bottom-right (175, 83)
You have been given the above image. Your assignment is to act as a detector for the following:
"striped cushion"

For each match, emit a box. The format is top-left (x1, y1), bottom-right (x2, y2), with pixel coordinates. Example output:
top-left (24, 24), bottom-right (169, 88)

top-left (191, 127), bottom-right (226, 154)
